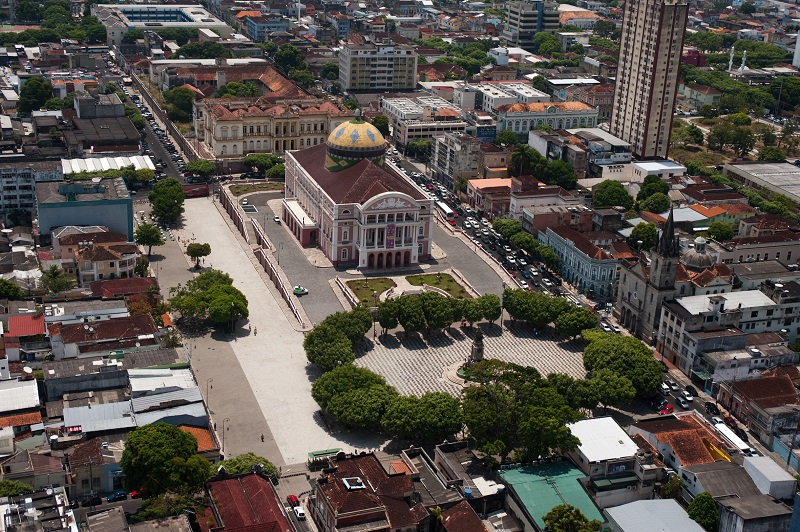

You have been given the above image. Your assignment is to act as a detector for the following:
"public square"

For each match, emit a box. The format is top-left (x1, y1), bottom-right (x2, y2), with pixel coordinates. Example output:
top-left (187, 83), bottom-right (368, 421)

top-left (156, 193), bottom-right (586, 466)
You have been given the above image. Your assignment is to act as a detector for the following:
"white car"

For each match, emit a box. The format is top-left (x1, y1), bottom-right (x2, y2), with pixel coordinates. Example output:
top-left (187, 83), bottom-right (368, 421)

top-left (518, 280), bottom-right (529, 289)
top-left (542, 279), bottom-right (553, 287)
top-left (480, 219), bottom-right (489, 227)
top-left (712, 416), bottom-right (724, 425)
top-left (680, 390), bottom-right (694, 402)
top-left (293, 286), bottom-right (308, 296)
top-left (601, 323), bottom-right (612, 333)
top-left (611, 324), bottom-right (621, 334)
top-left (678, 397), bottom-right (690, 409)
top-left (241, 198), bottom-right (249, 205)
top-left (273, 215), bottom-right (280, 222)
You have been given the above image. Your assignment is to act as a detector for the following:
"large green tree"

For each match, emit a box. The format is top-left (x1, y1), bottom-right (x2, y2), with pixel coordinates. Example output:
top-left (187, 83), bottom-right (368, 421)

top-left (509, 145), bottom-right (547, 177)
top-left (311, 365), bottom-right (388, 410)
top-left (492, 218), bottom-right (522, 239)
top-left (19, 77), bottom-right (52, 114)
top-left (582, 332), bottom-right (662, 396)
top-left (593, 180), bottom-right (633, 209)
top-left (149, 178), bottom-right (185, 223)
top-left (381, 392), bottom-right (462, 442)
top-left (543, 504), bottom-right (601, 532)
top-left (163, 87), bottom-right (196, 114)
top-left (134, 222), bottom-right (165, 257)
top-left (215, 82), bottom-right (260, 98)
top-left (543, 160), bottom-right (577, 190)
top-left (328, 384), bottom-right (398, 429)
top-left (687, 492), bottom-right (719, 531)
top-left (174, 41), bottom-right (230, 60)
top-left (638, 192), bottom-right (671, 214)
top-left (303, 324), bottom-right (354, 372)
top-left (371, 115), bottom-right (390, 137)
top-left (242, 153), bottom-right (281, 173)
top-left (555, 307), bottom-right (598, 338)
top-left (495, 129), bottom-right (520, 146)
top-left (185, 160), bottom-right (216, 178)
top-left (120, 423), bottom-right (211, 496)
top-left (629, 222), bottom-right (657, 251)
top-left (0, 279), bottom-right (25, 300)
top-left (706, 221), bottom-right (734, 242)
top-left (636, 175), bottom-right (670, 201)
top-left (169, 269), bottom-right (248, 325)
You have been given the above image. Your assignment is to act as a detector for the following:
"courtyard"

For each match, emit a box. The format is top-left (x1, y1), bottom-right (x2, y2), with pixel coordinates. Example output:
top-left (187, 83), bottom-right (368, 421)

top-left (355, 321), bottom-right (588, 397)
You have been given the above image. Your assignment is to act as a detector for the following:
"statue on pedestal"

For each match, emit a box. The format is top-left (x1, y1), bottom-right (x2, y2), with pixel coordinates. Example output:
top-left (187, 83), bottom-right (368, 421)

top-left (468, 329), bottom-right (484, 366)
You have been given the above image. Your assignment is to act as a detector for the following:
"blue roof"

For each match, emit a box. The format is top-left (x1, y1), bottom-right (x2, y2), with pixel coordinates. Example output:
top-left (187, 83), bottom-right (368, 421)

top-left (499, 461), bottom-right (604, 528)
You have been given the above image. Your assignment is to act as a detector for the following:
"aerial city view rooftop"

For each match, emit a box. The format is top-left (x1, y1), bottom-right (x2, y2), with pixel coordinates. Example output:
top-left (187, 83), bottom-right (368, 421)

top-left (2, 0), bottom-right (800, 530)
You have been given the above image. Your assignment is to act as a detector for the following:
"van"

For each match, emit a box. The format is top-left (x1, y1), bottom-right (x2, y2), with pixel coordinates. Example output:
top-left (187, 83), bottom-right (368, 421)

top-left (293, 506), bottom-right (306, 520)
top-left (660, 382), bottom-right (670, 395)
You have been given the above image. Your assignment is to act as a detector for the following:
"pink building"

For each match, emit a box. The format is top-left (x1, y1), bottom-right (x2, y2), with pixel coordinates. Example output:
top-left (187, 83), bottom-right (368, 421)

top-left (283, 113), bottom-right (435, 269)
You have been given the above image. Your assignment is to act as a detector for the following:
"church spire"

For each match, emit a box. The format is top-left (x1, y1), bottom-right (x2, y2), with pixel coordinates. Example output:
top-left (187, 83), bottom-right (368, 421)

top-left (655, 208), bottom-right (678, 257)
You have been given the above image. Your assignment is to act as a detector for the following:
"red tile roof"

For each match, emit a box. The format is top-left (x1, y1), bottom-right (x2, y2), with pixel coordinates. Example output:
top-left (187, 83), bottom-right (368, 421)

top-left (441, 501), bottom-right (487, 532)
top-left (495, 101), bottom-right (594, 114)
top-left (89, 277), bottom-right (158, 299)
top-left (208, 474), bottom-right (291, 532)
top-left (179, 425), bottom-right (217, 452)
top-left (51, 314), bottom-right (157, 344)
top-left (733, 375), bottom-right (799, 409)
top-left (715, 202), bottom-right (757, 215)
top-left (8, 314), bottom-right (45, 337)
top-left (551, 226), bottom-right (611, 260)
top-left (291, 144), bottom-right (425, 204)
top-left (0, 411), bottom-right (42, 428)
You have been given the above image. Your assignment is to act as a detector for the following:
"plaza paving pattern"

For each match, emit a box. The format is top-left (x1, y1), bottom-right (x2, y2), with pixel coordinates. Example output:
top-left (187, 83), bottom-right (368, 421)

top-left (355, 321), bottom-right (587, 396)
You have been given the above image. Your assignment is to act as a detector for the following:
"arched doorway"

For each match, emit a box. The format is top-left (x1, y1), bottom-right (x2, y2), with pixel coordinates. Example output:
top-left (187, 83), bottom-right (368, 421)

top-left (368, 254), bottom-right (375, 268)
top-left (386, 253), bottom-right (393, 268)
top-left (377, 253), bottom-right (384, 268)
top-left (395, 251), bottom-right (401, 267)
top-left (404, 251), bottom-right (410, 266)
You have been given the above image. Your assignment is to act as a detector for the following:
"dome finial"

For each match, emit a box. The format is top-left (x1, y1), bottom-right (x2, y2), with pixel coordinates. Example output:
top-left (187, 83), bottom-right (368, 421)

top-left (353, 108), bottom-right (363, 123)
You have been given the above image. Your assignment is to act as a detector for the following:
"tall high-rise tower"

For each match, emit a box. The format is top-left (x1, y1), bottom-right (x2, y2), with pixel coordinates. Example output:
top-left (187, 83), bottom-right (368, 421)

top-left (610, 0), bottom-right (688, 160)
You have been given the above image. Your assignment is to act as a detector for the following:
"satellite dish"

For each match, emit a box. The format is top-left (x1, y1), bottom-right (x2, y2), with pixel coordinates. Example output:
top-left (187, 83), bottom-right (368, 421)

top-left (1, 228), bottom-right (11, 234)
top-left (135, 342), bottom-right (140, 348)
top-left (23, 367), bottom-right (32, 374)
top-left (46, 488), bottom-right (53, 496)
top-left (83, 324), bottom-right (89, 330)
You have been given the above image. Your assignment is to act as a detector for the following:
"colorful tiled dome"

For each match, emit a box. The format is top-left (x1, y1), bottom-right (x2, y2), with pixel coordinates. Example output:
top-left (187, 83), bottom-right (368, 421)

top-left (326, 110), bottom-right (387, 172)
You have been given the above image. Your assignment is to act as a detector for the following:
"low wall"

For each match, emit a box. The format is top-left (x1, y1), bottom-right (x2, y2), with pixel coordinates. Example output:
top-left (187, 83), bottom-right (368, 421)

top-left (335, 276), bottom-right (360, 308)
top-left (255, 247), bottom-right (304, 327)
top-left (219, 186), bottom-right (250, 243)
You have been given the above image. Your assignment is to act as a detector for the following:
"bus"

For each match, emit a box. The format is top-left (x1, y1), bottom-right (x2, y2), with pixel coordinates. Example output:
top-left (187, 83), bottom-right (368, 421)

top-left (435, 200), bottom-right (454, 220)
top-left (713, 422), bottom-right (755, 456)
top-left (183, 183), bottom-right (209, 198)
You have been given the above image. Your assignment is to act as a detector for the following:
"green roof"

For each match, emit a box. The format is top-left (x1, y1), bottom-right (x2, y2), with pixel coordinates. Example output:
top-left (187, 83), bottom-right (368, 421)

top-left (498, 461), bottom-right (604, 528)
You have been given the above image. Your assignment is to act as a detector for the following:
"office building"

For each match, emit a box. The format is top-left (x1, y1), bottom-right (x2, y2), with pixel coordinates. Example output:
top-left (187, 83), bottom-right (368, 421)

top-left (500, 1), bottom-right (560, 50)
top-left (338, 41), bottom-right (418, 91)
top-left (610, 0), bottom-right (688, 159)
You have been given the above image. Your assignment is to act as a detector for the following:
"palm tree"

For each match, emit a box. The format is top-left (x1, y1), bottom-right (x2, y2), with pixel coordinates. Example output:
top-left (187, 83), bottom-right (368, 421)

top-left (40, 266), bottom-right (76, 294)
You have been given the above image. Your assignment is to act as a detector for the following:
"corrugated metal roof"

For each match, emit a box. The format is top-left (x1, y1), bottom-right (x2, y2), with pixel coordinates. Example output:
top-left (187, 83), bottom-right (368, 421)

top-left (128, 369), bottom-right (195, 396)
top-left (133, 402), bottom-right (207, 428)
top-left (8, 314), bottom-right (45, 337)
top-left (131, 387), bottom-right (202, 413)
top-left (605, 500), bottom-right (704, 532)
top-left (0, 379), bottom-right (40, 414)
top-left (63, 401), bottom-right (135, 434)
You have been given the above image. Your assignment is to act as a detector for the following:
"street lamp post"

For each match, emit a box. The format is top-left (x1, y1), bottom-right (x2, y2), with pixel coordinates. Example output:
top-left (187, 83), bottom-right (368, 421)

top-left (500, 282), bottom-right (507, 328)
top-left (373, 290), bottom-right (378, 339)
top-left (222, 418), bottom-right (230, 455)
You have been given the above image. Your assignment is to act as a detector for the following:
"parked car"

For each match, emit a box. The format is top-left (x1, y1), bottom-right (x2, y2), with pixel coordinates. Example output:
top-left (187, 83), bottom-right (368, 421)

top-left (678, 397), bottom-right (690, 409)
top-left (680, 390), bottom-right (693, 402)
top-left (684, 385), bottom-right (698, 397)
top-left (711, 416), bottom-right (724, 426)
top-left (705, 402), bottom-right (720, 415)
top-left (659, 404), bottom-right (674, 415)
top-left (734, 426), bottom-right (749, 442)
top-left (81, 495), bottom-right (102, 507)
top-left (273, 215), bottom-right (280, 222)
top-left (602, 323), bottom-right (613, 333)
top-left (293, 506), bottom-right (306, 520)
top-left (659, 382), bottom-right (670, 395)
top-left (287, 494), bottom-right (299, 507)
top-left (611, 324), bottom-right (621, 334)
top-left (107, 490), bottom-right (127, 502)
top-left (725, 416), bottom-right (737, 428)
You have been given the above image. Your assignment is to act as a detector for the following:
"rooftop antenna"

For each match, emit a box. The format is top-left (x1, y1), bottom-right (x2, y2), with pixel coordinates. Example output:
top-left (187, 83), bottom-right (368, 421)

top-left (728, 46), bottom-right (735, 71)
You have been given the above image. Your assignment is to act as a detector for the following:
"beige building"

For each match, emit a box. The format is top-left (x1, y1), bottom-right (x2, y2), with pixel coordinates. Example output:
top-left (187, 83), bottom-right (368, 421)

top-left (338, 41), bottom-right (418, 91)
top-left (75, 243), bottom-right (138, 286)
top-left (495, 101), bottom-right (598, 134)
top-left (193, 98), bottom-right (352, 159)
top-left (610, 0), bottom-right (688, 159)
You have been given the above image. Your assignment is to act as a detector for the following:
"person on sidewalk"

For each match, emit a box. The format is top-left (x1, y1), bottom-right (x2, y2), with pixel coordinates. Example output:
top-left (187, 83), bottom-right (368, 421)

top-left (261, 434), bottom-right (265, 442)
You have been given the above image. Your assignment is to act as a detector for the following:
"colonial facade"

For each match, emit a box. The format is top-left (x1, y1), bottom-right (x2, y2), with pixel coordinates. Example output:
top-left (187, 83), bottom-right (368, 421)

top-left (495, 102), bottom-right (598, 135)
top-left (283, 114), bottom-right (434, 268)
top-left (193, 98), bottom-right (352, 160)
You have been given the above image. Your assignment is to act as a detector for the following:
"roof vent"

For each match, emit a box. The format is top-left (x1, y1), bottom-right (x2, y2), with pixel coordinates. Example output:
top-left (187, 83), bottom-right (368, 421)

top-left (342, 477), bottom-right (365, 491)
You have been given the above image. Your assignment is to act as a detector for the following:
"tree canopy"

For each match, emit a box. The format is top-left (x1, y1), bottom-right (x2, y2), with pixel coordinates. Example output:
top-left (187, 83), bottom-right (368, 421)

top-left (629, 222), bottom-right (657, 251)
top-left (40, 265), bottom-right (75, 293)
top-left (218, 452), bottom-right (279, 479)
top-left (169, 269), bottom-right (248, 326)
top-left (593, 180), bottom-right (633, 209)
top-left (0, 279), bottom-right (25, 300)
top-left (134, 222), bottom-right (165, 257)
top-left (186, 160), bottom-right (216, 178)
top-left (0, 480), bottom-right (33, 497)
top-left (582, 332), bottom-right (662, 396)
top-left (19, 77), bottom-right (52, 115)
top-left (687, 492), bottom-right (719, 531)
top-left (242, 153), bottom-right (282, 172)
top-left (149, 178), bottom-right (185, 223)
top-left (543, 504), bottom-right (602, 532)
top-left (120, 423), bottom-right (211, 496)
top-left (706, 221), bottom-right (734, 242)
top-left (186, 243), bottom-right (211, 269)
top-left (638, 192), bottom-right (671, 214)
top-left (175, 41), bottom-right (230, 60)
top-left (215, 82), bottom-right (260, 98)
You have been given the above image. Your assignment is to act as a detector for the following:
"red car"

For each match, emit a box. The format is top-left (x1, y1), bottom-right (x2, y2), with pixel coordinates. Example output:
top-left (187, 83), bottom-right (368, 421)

top-left (130, 490), bottom-right (142, 499)
top-left (725, 416), bottom-right (737, 428)
top-left (287, 494), bottom-right (300, 507)
top-left (448, 219), bottom-right (456, 226)
top-left (659, 404), bottom-right (674, 415)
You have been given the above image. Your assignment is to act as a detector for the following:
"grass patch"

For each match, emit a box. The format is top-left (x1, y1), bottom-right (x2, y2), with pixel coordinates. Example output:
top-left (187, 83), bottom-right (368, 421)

top-left (229, 183), bottom-right (284, 196)
top-left (406, 272), bottom-right (471, 299)
top-left (346, 278), bottom-right (397, 305)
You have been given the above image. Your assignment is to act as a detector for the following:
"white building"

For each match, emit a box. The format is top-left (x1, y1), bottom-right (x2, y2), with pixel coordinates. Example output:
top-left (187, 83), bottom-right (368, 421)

top-left (93, 4), bottom-right (232, 46)
top-left (495, 101), bottom-right (598, 134)
top-left (380, 96), bottom-right (467, 147)
top-left (338, 41), bottom-right (418, 91)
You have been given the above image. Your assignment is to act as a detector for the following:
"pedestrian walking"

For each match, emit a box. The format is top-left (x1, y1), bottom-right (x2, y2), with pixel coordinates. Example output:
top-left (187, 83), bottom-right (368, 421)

top-left (261, 434), bottom-right (265, 442)
top-left (254, 327), bottom-right (258, 336)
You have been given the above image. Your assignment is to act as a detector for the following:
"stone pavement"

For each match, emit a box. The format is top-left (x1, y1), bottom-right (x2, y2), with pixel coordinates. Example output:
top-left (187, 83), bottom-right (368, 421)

top-left (179, 198), bottom-right (388, 464)
top-left (355, 322), bottom-right (587, 397)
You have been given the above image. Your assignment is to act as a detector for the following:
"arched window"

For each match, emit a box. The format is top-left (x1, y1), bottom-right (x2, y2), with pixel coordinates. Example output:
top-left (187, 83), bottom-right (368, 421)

top-left (313, 138), bottom-right (318, 145)
top-left (342, 248), bottom-right (348, 260)
top-left (233, 144), bottom-right (238, 154)
top-left (256, 140), bottom-right (261, 150)
top-left (343, 229), bottom-right (349, 241)
top-left (221, 145), bottom-right (227, 155)
top-left (249, 141), bottom-right (254, 151)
